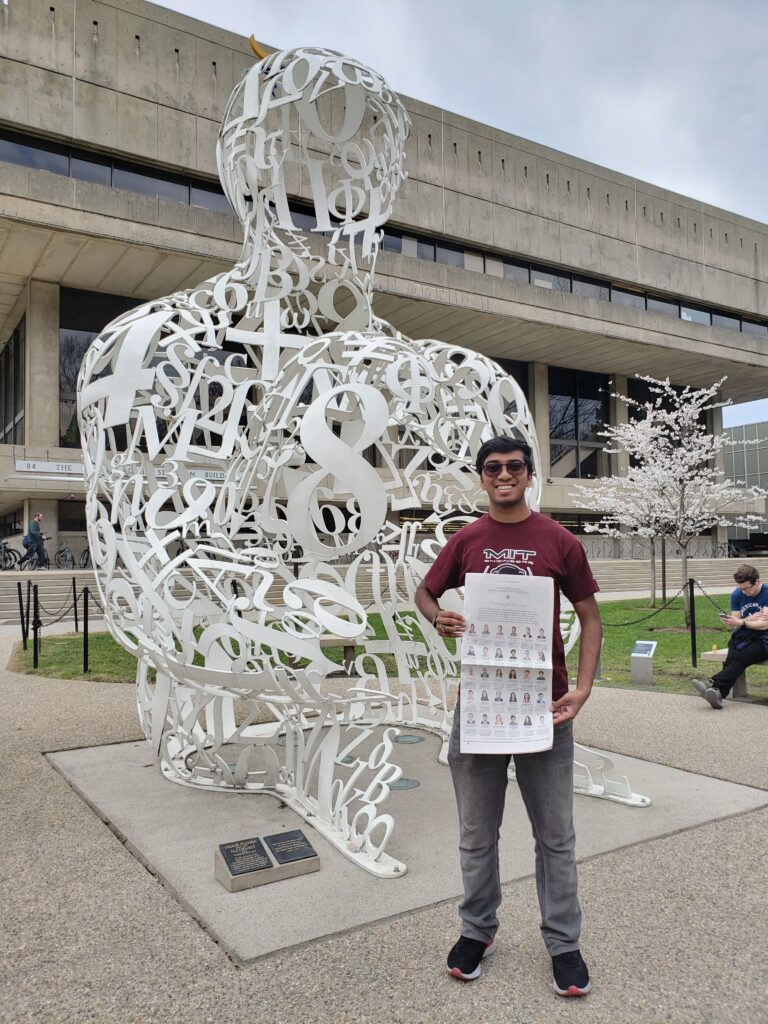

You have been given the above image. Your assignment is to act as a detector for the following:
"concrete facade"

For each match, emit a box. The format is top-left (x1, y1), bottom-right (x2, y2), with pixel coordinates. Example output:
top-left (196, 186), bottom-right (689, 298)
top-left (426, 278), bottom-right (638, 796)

top-left (0, 0), bottom-right (766, 548)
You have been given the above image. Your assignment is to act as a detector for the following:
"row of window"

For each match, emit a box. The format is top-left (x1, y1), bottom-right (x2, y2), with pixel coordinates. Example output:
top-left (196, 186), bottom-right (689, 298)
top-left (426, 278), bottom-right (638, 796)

top-left (381, 228), bottom-right (768, 338)
top-left (0, 128), bottom-right (232, 216)
top-left (2, 127), bottom-right (767, 339)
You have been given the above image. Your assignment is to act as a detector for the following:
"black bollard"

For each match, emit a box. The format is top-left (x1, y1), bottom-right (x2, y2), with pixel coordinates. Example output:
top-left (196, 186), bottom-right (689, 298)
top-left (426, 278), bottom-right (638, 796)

top-left (25, 578), bottom-right (32, 643)
top-left (32, 584), bottom-right (40, 669)
top-left (689, 578), bottom-right (697, 668)
top-left (17, 580), bottom-right (27, 651)
top-left (72, 576), bottom-right (79, 633)
top-left (83, 586), bottom-right (89, 673)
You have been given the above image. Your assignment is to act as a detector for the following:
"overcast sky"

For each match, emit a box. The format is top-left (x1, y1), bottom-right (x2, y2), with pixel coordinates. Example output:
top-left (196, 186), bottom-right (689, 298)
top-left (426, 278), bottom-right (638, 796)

top-left (147, 0), bottom-right (768, 424)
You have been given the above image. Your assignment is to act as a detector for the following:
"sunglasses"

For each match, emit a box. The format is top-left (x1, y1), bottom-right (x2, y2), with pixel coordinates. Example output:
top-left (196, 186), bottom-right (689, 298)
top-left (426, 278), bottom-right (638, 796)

top-left (481, 459), bottom-right (529, 477)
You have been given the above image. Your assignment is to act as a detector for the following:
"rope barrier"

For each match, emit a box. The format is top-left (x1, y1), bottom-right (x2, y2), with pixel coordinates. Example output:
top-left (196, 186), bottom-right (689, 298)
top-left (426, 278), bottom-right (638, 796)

top-left (692, 579), bottom-right (730, 616)
top-left (601, 584), bottom-right (689, 627)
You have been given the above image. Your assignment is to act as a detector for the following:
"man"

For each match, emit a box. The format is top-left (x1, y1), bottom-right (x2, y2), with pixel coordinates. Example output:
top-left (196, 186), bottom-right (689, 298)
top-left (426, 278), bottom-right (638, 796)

top-left (692, 564), bottom-right (768, 709)
top-left (415, 436), bottom-right (602, 997)
top-left (20, 512), bottom-right (46, 569)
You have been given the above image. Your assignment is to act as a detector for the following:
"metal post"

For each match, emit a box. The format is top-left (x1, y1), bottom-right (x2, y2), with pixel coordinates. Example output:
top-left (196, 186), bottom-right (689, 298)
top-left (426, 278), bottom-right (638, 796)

top-left (72, 576), bottom-right (79, 633)
top-left (689, 578), bottom-right (697, 667)
top-left (25, 578), bottom-right (32, 642)
top-left (83, 586), bottom-right (89, 673)
top-left (661, 536), bottom-right (667, 604)
top-left (17, 581), bottom-right (27, 651)
top-left (32, 584), bottom-right (40, 669)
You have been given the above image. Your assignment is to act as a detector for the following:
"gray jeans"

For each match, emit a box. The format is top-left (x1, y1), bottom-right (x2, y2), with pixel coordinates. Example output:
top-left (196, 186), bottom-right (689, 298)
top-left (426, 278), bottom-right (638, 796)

top-left (448, 712), bottom-right (580, 955)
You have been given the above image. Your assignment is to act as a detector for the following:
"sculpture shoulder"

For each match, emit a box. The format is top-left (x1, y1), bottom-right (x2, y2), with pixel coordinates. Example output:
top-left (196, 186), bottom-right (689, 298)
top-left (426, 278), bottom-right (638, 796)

top-left (79, 287), bottom-right (232, 386)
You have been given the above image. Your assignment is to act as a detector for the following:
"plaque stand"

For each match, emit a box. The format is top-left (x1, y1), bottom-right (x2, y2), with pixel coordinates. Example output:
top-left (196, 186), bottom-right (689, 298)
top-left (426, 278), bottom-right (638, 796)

top-left (215, 829), bottom-right (320, 892)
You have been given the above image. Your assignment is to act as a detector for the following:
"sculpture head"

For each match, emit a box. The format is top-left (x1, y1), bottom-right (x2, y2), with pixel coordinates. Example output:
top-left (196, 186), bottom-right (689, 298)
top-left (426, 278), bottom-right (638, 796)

top-left (218, 46), bottom-right (411, 266)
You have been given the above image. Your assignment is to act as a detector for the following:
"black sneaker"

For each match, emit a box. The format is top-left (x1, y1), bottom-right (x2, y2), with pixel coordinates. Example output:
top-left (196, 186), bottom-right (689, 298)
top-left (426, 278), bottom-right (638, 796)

top-left (552, 949), bottom-right (591, 996)
top-left (446, 935), bottom-right (496, 981)
top-left (704, 686), bottom-right (724, 709)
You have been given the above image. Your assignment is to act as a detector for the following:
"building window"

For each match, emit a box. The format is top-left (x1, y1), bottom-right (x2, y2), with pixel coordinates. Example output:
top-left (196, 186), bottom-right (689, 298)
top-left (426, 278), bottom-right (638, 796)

top-left (502, 258), bottom-right (529, 283)
top-left (381, 229), bottom-right (403, 253)
top-left (548, 366), bottom-right (609, 479)
top-left (113, 164), bottom-right (189, 205)
top-left (531, 266), bottom-right (570, 292)
top-left (550, 512), bottom-right (603, 535)
top-left (712, 312), bottom-right (741, 332)
top-left (435, 242), bottom-right (464, 268)
top-left (417, 239), bottom-right (436, 261)
top-left (0, 507), bottom-right (23, 538)
top-left (495, 358), bottom-right (529, 399)
top-left (0, 317), bottom-right (25, 444)
top-left (647, 296), bottom-right (680, 318)
top-left (572, 276), bottom-right (609, 300)
top-left (611, 287), bottom-right (645, 310)
top-left (190, 183), bottom-right (233, 216)
top-left (681, 304), bottom-right (711, 326)
top-left (71, 155), bottom-right (112, 186)
top-left (742, 320), bottom-right (768, 338)
top-left (58, 500), bottom-right (87, 532)
top-left (59, 289), bottom-right (140, 448)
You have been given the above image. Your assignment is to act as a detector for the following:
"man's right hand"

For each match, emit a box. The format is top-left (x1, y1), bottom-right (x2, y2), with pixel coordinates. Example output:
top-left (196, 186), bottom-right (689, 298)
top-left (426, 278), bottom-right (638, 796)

top-left (434, 611), bottom-right (466, 638)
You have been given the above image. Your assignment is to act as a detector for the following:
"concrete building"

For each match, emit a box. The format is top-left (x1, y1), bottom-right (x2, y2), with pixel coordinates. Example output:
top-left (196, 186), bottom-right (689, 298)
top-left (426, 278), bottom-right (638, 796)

top-left (1, 0), bottom-right (767, 559)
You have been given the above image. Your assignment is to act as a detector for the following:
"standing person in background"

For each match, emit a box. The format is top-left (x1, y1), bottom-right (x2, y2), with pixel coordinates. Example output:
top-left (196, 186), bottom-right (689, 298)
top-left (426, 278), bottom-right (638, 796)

top-left (20, 513), bottom-right (46, 569)
top-left (415, 436), bottom-right (602, 997)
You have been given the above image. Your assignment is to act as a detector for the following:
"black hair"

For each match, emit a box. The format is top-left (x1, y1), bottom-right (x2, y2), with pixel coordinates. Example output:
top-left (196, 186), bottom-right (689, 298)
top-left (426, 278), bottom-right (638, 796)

top-left (475, 436), bottom-right (534, 475)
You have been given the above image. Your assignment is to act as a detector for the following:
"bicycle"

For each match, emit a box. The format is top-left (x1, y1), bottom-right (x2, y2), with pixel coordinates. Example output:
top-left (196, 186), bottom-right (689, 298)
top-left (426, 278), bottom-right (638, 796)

top-left (0, 539), bottom-right (20, 570)
top-left (22, 538), bottom-right (50, 570)
top-left (54, 541), bottom-right (75, 570)
top-left (80, 546), bottom-right (91, 569)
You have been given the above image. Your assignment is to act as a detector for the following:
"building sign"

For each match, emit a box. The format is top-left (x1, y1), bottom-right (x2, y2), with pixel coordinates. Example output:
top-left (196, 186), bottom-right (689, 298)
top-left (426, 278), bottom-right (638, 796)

top-left (15, 459), bottom-right (84, 475)
top-left (14, 459), bottom-right (225, 482)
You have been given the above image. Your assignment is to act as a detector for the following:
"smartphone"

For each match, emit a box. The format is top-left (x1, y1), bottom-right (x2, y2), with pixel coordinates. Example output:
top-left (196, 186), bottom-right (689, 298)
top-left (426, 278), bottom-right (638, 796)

top-left (718, 613), bottom-right (729, 618)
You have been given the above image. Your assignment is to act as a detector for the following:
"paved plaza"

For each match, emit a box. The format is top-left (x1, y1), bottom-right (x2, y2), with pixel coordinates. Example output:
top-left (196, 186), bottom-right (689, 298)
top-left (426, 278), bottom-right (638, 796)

top-left (2, 630), bottom-right (768, 1024)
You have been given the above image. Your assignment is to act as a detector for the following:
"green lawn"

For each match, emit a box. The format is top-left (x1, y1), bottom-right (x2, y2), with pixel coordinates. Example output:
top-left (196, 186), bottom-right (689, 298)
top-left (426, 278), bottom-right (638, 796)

top-left (9, 596), bottom-right (768, 701)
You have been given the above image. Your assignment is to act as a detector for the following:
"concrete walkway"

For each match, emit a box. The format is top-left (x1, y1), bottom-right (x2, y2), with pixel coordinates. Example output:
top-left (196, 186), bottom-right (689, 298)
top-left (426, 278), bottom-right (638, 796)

top-left (2, 629), bottom-right (768, 1023)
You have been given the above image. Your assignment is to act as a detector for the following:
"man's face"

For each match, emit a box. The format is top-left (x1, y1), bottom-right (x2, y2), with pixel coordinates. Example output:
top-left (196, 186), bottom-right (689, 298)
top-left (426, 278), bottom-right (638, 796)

top-left (479, 450), bottom-right (532, 511)
top-left (737, 578), bottom-right (761, 598)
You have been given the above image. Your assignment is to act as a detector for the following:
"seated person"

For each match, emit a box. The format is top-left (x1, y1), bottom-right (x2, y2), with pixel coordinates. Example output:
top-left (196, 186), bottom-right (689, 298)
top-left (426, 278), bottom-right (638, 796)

top-left (693, 564), bottom-right (768, 709)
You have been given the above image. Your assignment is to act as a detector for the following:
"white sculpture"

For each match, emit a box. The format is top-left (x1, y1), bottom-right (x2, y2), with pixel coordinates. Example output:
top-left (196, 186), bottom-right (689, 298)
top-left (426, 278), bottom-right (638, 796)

top-left (78, 46), bottom-right (640, 879)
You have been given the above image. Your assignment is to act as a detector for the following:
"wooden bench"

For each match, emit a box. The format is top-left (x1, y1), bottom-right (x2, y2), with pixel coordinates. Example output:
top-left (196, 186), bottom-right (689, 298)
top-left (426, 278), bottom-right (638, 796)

top-left (699, 648), bottom-right (763, 699)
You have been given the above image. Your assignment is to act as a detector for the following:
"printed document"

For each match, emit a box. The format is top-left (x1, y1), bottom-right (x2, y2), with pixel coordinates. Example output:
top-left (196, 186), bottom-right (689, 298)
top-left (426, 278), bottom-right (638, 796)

top-left (460, 573), bottom-right (555, 754)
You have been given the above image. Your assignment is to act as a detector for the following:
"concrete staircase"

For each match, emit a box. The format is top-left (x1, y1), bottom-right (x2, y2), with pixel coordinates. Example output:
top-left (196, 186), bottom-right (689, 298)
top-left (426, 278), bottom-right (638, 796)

top-left (3, 557), bottom-right (766, 626)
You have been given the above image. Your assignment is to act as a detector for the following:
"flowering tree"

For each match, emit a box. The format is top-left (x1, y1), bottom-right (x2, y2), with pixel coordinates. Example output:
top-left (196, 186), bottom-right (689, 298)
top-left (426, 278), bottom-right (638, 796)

top-left (571, 376), bottom-right (767, 625)
top-left (572, 461), bottom-right (669, 606)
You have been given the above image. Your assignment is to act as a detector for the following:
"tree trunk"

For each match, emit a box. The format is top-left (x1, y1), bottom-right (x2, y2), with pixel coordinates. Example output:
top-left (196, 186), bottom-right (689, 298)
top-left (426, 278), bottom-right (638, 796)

top-left (649, 536), bottom-right (657, 608)
top-left (681, 546), bottom-right (690, 627)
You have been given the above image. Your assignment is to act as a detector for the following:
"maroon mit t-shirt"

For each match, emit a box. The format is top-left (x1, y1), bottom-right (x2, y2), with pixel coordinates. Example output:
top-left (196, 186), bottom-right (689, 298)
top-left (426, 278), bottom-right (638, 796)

top-left (423, 511), bottom-right (599, 700)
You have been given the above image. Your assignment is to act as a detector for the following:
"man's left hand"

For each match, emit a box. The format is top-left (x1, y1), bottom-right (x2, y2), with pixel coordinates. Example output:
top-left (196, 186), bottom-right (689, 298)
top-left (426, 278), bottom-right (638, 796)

top-left (551, 687), bottom-right (590, 725)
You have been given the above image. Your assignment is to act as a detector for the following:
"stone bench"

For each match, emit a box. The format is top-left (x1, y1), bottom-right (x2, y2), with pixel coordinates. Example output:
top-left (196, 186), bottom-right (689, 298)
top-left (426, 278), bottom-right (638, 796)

top-left (319, 635), bottom-right (358, 673)
top-left (699, 648), bottom-right (766, 698)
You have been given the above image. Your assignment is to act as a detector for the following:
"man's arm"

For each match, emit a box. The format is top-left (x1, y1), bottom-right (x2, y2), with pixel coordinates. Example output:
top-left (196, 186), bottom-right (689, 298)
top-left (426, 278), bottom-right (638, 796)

top-left (552, 594), bottom-right (602, 725)
top-left (414, 581), bottom-right (465, 638)
top-left (740, 609), bottom-right (768, 630)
